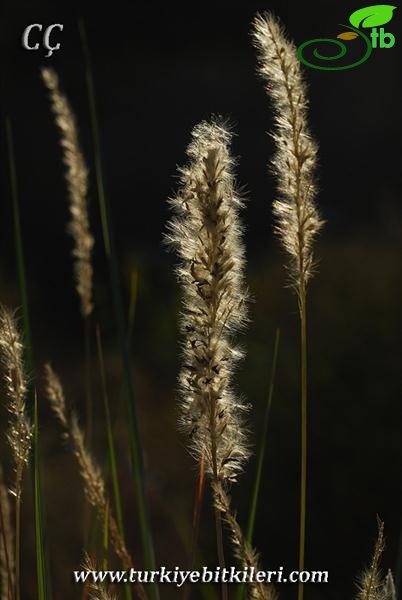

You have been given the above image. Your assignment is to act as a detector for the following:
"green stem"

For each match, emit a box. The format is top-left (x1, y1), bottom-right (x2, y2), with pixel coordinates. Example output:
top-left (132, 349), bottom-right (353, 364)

top-left (78, 22), bottom-right (156, 599)
top-left (84, 316), bottom-right (92, 445)
top-left (5, 118), bottom-right (32, 372)
top-left (34, 393), bottom-right (46, 600)
top-left (96, 326), bottom-right (125, 537)
top-left (0, 488), bottom-right (14, 600)
top-left (236, 330), bottom-right (280, 600)
top-left (298, 289), bottom-right (307, 600)
top-left (183, 456), bottom-right (206, 600)
top-left (247, 329), bottom-right (281, 543)
top-left (15, 494), bottom-right (21, 600)
top-left (6, 117), bottom-right (48, 600)
top-left (214, 506), bottom-right (228, 600)
top-left (210, 403), bottom-right (227, 600)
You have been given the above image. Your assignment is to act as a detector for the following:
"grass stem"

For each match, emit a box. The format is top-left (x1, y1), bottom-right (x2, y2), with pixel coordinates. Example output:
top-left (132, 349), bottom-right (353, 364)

top-left (6, 118), bottom-right (48, 600)
top-left (247, 329), bottom-right (280, 544)
top-left (84, 316), bottom-right (93, 445)
top-left (14, 496), bottom-right (21, 600)
top-left (214, 506), bottom-right (228, 600)
top-left (298, 288), bottom-right (307, 600)
top-left (0, 485), bottom-right (15, 600)
top-left (78, 19), bottom-right (158, 598)
top-left (34, 392), bottom-right (47, 600)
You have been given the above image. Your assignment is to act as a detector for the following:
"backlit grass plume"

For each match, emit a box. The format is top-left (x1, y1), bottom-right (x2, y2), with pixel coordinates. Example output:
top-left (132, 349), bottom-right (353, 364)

top-left (43, 364), bottom-right (146, 600)
top-left (41, 67), bottom-right (94, 318)
top-left (166, 120), bottom-right (249, 484)
top-left (167, 120), bottom-right (255, 599)
top-left (0, 307), bottom-right (32, 499)
top-left (253, 14), bottom-right (324, 600)
top-left (0, 306), bottom-right (32, 600)
top-left (252, 13), bottom-right (323, 293)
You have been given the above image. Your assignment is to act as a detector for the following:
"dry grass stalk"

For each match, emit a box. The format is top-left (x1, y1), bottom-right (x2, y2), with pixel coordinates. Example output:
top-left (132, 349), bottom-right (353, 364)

top-left (356, 520), bottom-right (392, 600)
top-left (43, 364), bottom-right (146, 600)
top-left (84, 554), bottom-right (119, 600)
top-left (213, 481), bottom-right (277, 600)
top-left (167, 120), bottom-right (266, 599)
top-left (0, 467), bottom-right (15, 600)
top-left (252, 13), bottom-right (323, 296)
top-left (41, 67), bottom-right (94, 318)
top-left (253, 16), bottom-right (324, 600)
top-left (166, 120), bottom-right (249, 485)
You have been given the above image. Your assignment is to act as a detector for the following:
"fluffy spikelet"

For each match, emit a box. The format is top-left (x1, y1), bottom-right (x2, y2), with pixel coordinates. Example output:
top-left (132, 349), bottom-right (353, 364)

top-left (69, 413), bottom-right (106, 511)
top-left (253, 13), bottom-right (324, 294)
top-left (41, 67), bottom-right (94, 318)
top-left (44, 365), bottom-right (146, 600)
top-left (0, 467), bottom-right (14, 600)
top-left (356, 520), bottom-right (389, 600)
top-left (43, 363), bottom-right (68, 429)
top-left (0, 307), bottom-right (32, 499)
top-left (84, 555), bottom-right (118, 600)
top-left (166, 120), bottom-right (250, 483)
top-left (213, 481), bottom-right (277, 600)
top-left (383, 570), bottom-right (397, 600)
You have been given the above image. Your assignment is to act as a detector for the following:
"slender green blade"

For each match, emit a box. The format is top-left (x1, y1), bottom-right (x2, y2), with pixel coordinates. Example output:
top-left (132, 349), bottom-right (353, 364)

top-left (102, 501), bottom-right (110, 571)
top-left (96, 325), bottom-right (125, 538)
top-left (5, 118), bottom-right (33, 373)
top-left (6, 117), bottom-right (49, 600)
top-left (96, 326), bottom-right (132, 600)
top-left (128, 270), bottom-right (138, 343)
top-left (247, 329), bottom-right (280, 543)
top-left (236, 329), bottom-right (280, 600)
top-left (78, 20), bottom-right (157, 599)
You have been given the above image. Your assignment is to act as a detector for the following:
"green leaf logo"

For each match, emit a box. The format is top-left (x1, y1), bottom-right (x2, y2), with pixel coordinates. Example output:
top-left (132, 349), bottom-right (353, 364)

top-left (349, 5), bottom-right (397, 28)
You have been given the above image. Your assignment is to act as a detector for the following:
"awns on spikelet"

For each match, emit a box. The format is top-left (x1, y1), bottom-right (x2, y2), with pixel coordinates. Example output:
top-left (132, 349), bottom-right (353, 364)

top-left (253, 13), bottom-right (324, 293)
top-left (166, 120), bottom-right (249, 483)
top-left (0, 307), bottom-right (32, 498)
top-left (356, 521), bottom-right (398, 600)
top-left (41, 67), bottom-right (94, 318)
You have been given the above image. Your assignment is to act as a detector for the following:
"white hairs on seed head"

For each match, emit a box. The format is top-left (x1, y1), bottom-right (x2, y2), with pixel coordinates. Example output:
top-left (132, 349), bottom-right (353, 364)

top-left (41, 67), bottom-right (94, 318)
top-left (253, 13), bottom-right (324, 296)
top-left (166, 119), bottom-right (250, 483)
top-left (0, 307), bottom-right (32, 500)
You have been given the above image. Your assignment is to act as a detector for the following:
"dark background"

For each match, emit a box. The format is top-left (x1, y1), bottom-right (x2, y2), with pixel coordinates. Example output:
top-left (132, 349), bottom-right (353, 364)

top-left (1, 1), bottom-right (402, 599)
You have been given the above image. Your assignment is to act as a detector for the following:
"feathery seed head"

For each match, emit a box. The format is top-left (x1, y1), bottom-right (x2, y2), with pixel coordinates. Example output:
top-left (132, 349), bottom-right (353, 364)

top-left (43, 363), bottom-right (105, 508)
top-left (383, 570), bottom-right (397, 600)
top-left (70, 412), bottom-right (107, 510)
top-left (44, 365), bottom-right (139, 577)
top-left (0, 307), bottom-right (32, 491)
top-left (167, 120), bottom-right (250, 483)
top-left (356, 520), bottom-right (389, 600)
top-left (212, 481), bottom-right (277, 600)
top-left (253, 13), bottom-right (324, 295)
top-left (84, 555), bottom-right (118, 600)
top-left (41, 67), bottom-right (94, 318)
top-left (43, 363), bottom-right (68, 429)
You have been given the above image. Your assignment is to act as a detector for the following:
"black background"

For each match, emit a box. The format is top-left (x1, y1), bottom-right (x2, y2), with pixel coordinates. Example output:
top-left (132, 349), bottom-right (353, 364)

top-left (1, 1), bottom-right (402, 599)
